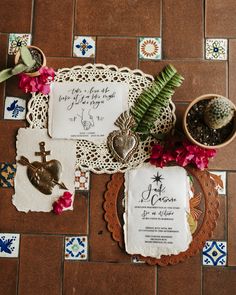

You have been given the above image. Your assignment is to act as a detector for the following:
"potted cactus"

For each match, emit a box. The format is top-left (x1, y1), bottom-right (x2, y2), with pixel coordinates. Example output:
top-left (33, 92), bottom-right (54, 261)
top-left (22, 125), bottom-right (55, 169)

top-left (183, 94), bottom-right (236, 148)
top-left (0, 45), bottom-right (46, 83)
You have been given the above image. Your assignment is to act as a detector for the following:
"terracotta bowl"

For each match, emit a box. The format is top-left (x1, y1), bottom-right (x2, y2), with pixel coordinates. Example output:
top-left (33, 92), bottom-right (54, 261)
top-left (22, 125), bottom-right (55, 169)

top-left (183, 94), bottom-right (236, 149)
top-left (14, 45), bottom-right (46, 77)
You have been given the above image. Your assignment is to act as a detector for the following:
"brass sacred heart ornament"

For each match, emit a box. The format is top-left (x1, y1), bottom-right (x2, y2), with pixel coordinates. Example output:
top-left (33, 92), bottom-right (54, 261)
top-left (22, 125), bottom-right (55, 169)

top-left (107, 111), bottom-right (139, 163)
top-left (18, 142), bottom-right (68, 195)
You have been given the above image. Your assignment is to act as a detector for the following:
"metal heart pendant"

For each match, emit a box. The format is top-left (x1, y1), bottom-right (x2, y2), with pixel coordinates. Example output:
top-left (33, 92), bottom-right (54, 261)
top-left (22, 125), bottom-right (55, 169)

top-left (107, 112), bottom-right (139, 163)
top-left (18, 142), bottom-right (67, 195)
top-left (26, 160), bottom-right (62, 195)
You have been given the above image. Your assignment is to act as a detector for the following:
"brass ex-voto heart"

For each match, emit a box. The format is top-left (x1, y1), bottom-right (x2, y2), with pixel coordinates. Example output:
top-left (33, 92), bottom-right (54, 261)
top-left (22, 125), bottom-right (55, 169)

top-left (107, 111), bottom-right (140, 163)
top-left (27, 160), bottom-right (62, 195)
top-left (18, 142), bottom-right (68, 195)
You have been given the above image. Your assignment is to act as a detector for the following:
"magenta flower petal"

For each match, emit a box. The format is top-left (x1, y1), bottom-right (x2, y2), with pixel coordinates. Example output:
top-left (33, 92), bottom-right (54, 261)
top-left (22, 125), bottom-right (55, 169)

top-left (53, 201), bottom-right (63, 215)
top-left (18, 66), bottom-right (55, 94)
top-left (149, 138), bottom-right (216, 170)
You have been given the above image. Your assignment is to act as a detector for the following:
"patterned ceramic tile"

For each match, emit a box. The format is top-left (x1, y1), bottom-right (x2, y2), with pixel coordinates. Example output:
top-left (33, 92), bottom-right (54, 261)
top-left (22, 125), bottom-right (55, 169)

top-left (205, 39), bottom-right (227, 60)
top-left (4, 96), bottom-right (26, 120)
top-left (139, 37), bottom-right (161, 60)
top-left (210, 171), bottom-right (226, 195)
top-left (203, 241), bottom-right (227, 266)
top-left (73, 36), bottom-right (96, 58)
top-left (0, 233), bottom-right (20, 258)
top-left (8, 33), bottom-right (31, 55)
top-left (75, 170), bottom-right (90, 191)
top-left (65, 236), bottom-right (88, 260)
top-left (0, 163), bottom-right (16, 188)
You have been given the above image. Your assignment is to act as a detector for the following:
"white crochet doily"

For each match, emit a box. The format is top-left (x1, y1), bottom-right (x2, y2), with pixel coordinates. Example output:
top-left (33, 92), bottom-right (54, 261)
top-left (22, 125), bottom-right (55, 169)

top-left (27, 63), bottom-right (176, 174)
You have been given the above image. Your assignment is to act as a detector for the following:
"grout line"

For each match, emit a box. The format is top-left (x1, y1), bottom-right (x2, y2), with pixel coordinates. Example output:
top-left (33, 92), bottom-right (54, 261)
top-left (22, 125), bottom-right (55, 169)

top-left (227, 39), bottom-right (230, 99)
top-left (30, 0), bottom-right (36, 42)
top-left (226, 42), bottom-right (229, 98)
top-left (204, 0), bottom-right (206, 39)
top-left (16, 234), bottom-right (22, 295)
top-left (156, 265), bottom-right (158, 295)
top-left (87, 174), bottom-right (91, 262)
top-left (134, 36), bottom-right (138, 69)
top-left (61, 236), bottom-right (65, 295)
top-left (75, 35), bottom-right (138, 40)
top-left (203, 0), bottom-right (206, 39)
top-left (8, 232), bottom-right (88, 237)
top-left (225, 171), bottom-right (228, 264)
top-left (44, 54), bottom-right (226, 62)
top-left (94, 36), bottom-right (97, 63)
top-left (72, 0), bottom-right (77, 57)
top-left (203, 0), bottom-right (206, 59)
top-left (160, 0), bottom-right (163, 59)
top-left (201, 259), bottom-right (204, 295)
top-left (95, 37), bottom-right (99, 63)
top-left (137, 37), bottom-right (140, 69)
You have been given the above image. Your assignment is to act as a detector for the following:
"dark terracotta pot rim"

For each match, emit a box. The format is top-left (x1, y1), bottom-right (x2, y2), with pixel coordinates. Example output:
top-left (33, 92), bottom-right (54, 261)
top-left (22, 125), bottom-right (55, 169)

top-left (183, 94), bottom-right (236, 149)
top-left (14, 45), bottom-right (46, 77)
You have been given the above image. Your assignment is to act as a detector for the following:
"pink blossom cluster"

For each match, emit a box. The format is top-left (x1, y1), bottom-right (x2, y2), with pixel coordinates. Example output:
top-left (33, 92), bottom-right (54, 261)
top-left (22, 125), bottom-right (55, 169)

top-left (18, 66), bottom-right (55, 94)
top-left (150, 139), bottom-right (216, 170)
top-left (53, 192), bottom-right (72, 215)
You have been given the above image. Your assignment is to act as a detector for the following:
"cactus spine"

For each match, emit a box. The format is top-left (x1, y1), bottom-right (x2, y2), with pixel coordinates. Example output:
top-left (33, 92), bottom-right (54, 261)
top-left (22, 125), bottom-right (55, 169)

top-left (204, 96), bottom-right (235, 129)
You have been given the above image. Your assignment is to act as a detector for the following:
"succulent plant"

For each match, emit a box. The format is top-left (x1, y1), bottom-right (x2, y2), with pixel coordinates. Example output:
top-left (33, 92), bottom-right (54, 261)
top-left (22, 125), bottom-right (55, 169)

top-left (0, 46), bottom-right (36, 83)
top-left (204, 96), bottom-right (235, 129)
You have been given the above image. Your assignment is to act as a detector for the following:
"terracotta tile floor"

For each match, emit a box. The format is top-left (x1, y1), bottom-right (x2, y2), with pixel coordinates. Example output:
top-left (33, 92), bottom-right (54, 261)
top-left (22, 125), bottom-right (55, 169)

top-left (0, 1), bottom-right (236, 294)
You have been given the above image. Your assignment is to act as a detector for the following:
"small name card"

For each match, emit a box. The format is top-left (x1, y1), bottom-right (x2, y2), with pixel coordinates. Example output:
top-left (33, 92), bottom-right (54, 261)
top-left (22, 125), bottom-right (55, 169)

top-left (48, 82), bottom-right (129, 142)
top-left (124, 165), bottom-right (192, 258)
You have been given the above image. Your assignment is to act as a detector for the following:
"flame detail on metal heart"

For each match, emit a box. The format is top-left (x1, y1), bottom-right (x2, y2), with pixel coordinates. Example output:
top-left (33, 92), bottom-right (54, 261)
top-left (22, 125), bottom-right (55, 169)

top-left (107, 111), bottom-right (140, 163)
top-left (18, 142), bottom-right (68, 195)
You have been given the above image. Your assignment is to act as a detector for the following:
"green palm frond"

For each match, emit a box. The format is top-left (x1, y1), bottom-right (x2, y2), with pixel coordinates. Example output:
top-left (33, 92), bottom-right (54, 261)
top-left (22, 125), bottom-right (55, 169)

top-left (131, 64), bottom-right (184, 134)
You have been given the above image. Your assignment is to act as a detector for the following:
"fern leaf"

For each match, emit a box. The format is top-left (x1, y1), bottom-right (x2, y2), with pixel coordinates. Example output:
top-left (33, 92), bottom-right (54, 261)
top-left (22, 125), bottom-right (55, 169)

top-left (131, 64), bottom-right (184, 133)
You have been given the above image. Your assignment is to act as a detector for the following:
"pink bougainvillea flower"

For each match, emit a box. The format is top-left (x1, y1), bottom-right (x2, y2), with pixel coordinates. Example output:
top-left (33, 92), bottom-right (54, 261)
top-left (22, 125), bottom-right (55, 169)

top-left (149, 138), bottom-right (216, 170)
top-left (150, 143), bottom-right (175, 168)
top-left (52, 191), bottom-right (73, 215)
top-left (60, 192), bottom-right (73, 208)
top-left (52, 201), bottom-right (64, 215)
top-left (175, 140), bottom-right (216, 170)
top-left (63, 191), bottom-right (73, 199)
top-left (18, 66), bottom-right (55, 95)
top-left (150, 144), bottom-right (164, 163)
top-left (38, 66), bottom-right (55, 85)
top-left (37, 82), bottom-right (51, 95)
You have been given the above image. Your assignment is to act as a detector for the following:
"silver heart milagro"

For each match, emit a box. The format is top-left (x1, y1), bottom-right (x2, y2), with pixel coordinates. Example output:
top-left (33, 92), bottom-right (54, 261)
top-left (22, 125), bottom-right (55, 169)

top-left (107, 111), bottom-right (140, 163)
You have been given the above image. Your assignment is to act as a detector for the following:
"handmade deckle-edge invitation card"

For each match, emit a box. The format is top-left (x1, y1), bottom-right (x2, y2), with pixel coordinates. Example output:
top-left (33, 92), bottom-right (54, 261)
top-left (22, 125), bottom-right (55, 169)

top-left (48, 82), bottom-right (129, 143)
top-left (13, 128), bottom-right (76, 213)
top-left (124, 165), bottom-right (192, 258)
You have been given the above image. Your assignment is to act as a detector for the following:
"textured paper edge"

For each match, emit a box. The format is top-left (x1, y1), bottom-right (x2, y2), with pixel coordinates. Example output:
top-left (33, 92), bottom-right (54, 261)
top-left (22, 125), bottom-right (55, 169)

top-left (12, 128), bottom-right (76, 213)
top-left (123, 165), bottom-right (192, 258)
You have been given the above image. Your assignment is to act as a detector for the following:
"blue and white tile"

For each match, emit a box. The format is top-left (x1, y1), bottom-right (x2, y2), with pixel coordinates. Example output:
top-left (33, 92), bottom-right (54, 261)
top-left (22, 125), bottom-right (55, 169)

top-left (205, 39), bottom-right (227, 60)
top-left (75, 169), bottom-right (90, 191)
top-left (139, 37), bottom-right (161, 60)
top-left (65, 236), bottom-right (88, 260)
top-left (0, 163), bottom-right (16, 188)
top-left (202, 241), bottom-right (227, 266)
top-left (73, 36), bottom-right (96, 58)
top-left (8, 33), bottom-right (31, 55)
top-left (4, 96), bottom-right (26, 120)
top-left (210, 171), bottom-right (226, 195)
top-left (0, 233), bottom-right (20, 258)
